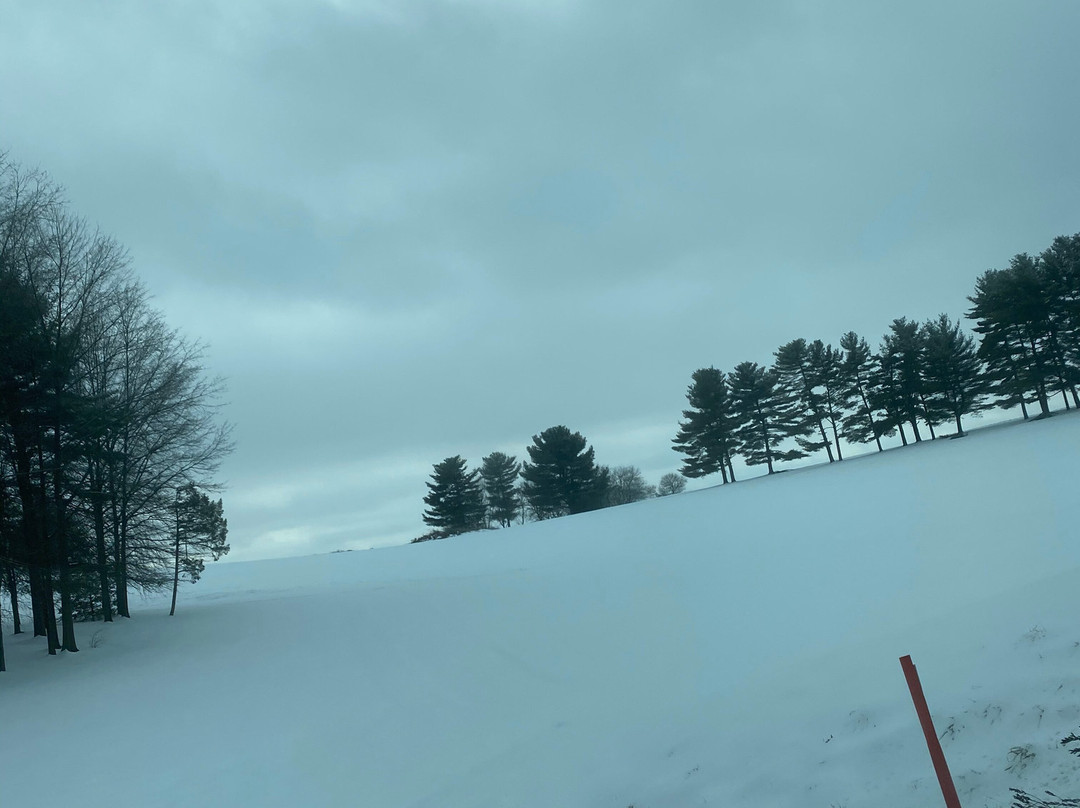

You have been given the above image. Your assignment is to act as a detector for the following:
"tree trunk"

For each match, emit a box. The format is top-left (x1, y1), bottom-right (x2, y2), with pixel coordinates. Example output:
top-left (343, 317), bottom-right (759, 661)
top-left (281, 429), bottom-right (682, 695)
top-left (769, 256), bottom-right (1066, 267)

top-left (42, 569), bottom-right (59, 655)
top-left (817, 418), bottom-right (834, 462)
top-left (917, 393), bottom-right (937, 440)
top-left (719, 464), bottom-right (729, 484)
top-left (1045, 323), bottom-right (1075, 411)
top-left (91, 466), bottom-right (112, 622)
top-left (1029, 337), bottom-right (1051, 415)
top-left (726, 455), bottom-right (736, 482)
top-left (112, 491), bottom-right (130, 619)
top-left (30, 568), bottom-right (46, 637)
top-left (759, 413), bottom-right (774, 474)
top-left (116, 541), bottom-right (129, 618)
top-left (59, 579), bottom-right (78, 653)
top-left (6, 565), bottom-right (21, 634)
top-left (854, 383), bottom-right (882, 452)
top-left (908, 417), bottom-right (922, 442)
top-left (0, 613), bottom-right (5, 672)
top-left (954, 412), bottom-right (964, 436)
top-left (10, 433), bottom-right (46, 636)
top-left (897, 422), bottom-right (908, 446)
top-left (53, 425), bottom-right (78, 654)
top-left (170, 497), bottom-right (181, 617)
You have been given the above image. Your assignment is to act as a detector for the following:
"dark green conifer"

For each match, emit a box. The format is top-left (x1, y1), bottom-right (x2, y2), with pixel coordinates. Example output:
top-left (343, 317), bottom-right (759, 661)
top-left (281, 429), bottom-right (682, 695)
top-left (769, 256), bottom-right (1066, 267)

top-left (520, 426), bottom-right (607, 519)
top-left (877, 318), bottom-right (931, 441)
top-left (968, 264), bottom-right (1047, 417)
top-left (728, 361), bottom-right (806, 474)
top-left (806, 339), bottom-right (848, 460)
top-left (773, 338), bottom-right (832, 461)
top-left (480, 452), bottom-right (520, 528)
top-left (672, 367), bottom-right (737, 483)
top-left (839, 331), bottom-right (891, 451)
top-left (920, 314), bottom-right (988, 436)
top-left (422, 456), bottom-right (485, 537)
top-left (1039, 234), bottom-right (1080, 392)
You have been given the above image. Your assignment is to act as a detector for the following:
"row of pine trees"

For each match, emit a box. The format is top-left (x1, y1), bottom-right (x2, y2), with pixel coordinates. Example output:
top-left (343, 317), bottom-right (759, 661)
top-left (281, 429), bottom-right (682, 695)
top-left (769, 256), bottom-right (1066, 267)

top-left (673, 234), bottom-right (1080, 479)
top-left (420, 427), bottom-right (684, 540)
top-left (423, 232), bottom-right (1079, 539)
top-left (0, 157), bottom-right (232, 672)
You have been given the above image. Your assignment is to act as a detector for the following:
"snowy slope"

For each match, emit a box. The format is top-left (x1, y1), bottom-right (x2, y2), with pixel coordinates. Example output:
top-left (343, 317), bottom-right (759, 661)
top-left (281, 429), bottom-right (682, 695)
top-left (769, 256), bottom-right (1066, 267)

top-left (3, 413), bottom-right (1080, 807)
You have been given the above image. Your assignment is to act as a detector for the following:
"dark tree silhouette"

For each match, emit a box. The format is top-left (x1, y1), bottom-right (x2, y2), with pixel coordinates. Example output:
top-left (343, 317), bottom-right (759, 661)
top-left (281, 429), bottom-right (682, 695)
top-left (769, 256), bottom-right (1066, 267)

top-left (1039, 234), bottom-right (1080, 394)
top-left (728, 361), bottom-right (805, 474)
top-left (604, 465), bottom-right (653, 506)
top-left (968, 267), bottom-right (1040, 418)
top-left (806, 339), bottom-right (847, 460)
top-left (968, 251), bottom-right (1080, 417)
top-left (877, 318), bottom-right (931, 441)
top-left (839, 331), bottom-right (890, 451)
top-left (1, 154), bottom-right (233, 668)
top-left (169, 484), bottom-right (228, 616)
top-left (774, 338), bottom-right (833, 461)
top-left (480, 451), bottom-right (520, 528)
top-left (520, 426), bottom-right (607, 519)
top-left (656, 472), bottom-right (687, 496)
top-left (672, 367), bottom-right (737, 483)
top-left (423, 456), bottom-right (485, 537)
top-left (920, 314), bottom-right (988, 436)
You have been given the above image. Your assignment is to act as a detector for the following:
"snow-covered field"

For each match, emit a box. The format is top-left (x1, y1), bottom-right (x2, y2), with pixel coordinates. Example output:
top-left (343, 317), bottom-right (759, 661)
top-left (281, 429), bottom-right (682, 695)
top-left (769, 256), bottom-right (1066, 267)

top-left (4, 413), bottom-right (1080, 807)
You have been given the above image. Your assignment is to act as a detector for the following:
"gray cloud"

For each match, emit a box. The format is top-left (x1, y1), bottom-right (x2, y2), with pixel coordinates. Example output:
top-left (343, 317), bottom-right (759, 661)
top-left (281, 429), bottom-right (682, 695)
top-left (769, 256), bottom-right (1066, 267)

top-left (2, 0), bottom-right (1078, 558)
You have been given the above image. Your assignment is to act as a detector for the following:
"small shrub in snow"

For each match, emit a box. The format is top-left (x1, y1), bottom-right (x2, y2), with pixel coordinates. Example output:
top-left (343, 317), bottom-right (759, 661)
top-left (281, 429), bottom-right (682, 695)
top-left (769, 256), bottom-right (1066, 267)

top-left (411, 530), bottom-right (448, 544)
top-left (1010, 788), bottom-right (1080, 807)
top-left (1022, 626), bottom-right (1048, 643)
top-left (1009, 728), bottom-right (1080, 806)
top-left (1006, 745), bottom-right (1036, 773)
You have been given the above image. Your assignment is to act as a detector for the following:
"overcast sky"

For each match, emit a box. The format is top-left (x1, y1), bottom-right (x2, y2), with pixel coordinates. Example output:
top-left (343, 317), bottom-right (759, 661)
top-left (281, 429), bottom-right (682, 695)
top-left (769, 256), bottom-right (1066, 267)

top-left (2, 0), bottom-right (1078, 560)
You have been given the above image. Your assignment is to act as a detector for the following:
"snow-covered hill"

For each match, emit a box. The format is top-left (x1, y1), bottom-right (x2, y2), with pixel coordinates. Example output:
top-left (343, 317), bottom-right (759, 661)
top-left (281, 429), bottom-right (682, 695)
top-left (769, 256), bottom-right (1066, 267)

top-left (4, 413), bottom-right (1080, 807)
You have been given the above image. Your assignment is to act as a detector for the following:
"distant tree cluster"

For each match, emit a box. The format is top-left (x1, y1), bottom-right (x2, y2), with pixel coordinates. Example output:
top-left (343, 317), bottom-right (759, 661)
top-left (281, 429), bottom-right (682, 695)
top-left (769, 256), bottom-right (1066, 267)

top-left (0, 156), bottom-right (232, 671)
top-left (417, 426), bottom-right (677, 542)
top-left (673, 233), bottom-right (1080, 478)
top-left (418, 232), bottom-right (1078, 539)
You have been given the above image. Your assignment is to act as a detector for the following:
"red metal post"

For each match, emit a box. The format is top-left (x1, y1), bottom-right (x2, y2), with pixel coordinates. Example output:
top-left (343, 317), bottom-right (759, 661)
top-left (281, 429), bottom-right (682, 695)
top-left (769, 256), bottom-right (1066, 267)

top-left (900, 654), bottom-right (963, 808)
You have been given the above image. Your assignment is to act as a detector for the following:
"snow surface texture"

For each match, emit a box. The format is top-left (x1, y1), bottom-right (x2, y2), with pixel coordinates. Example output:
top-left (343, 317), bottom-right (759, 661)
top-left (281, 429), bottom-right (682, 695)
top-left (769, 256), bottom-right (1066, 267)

top-left (3, 414), bottom-right (1080, 807)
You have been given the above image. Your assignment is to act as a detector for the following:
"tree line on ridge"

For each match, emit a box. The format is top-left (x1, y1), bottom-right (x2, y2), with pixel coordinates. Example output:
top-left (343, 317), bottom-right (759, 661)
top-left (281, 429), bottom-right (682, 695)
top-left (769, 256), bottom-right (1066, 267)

top-left (420, 232), bottom-right (1079, 539)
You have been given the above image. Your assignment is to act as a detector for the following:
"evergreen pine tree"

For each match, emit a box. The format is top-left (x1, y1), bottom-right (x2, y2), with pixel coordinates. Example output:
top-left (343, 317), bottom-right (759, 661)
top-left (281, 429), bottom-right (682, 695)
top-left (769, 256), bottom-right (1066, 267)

top-left (920, 313), bottom-right (988, 436)
top-left (728, 361), bottom-right (806, 474)
top-left (878, 318), bottom-right (930, 441)
top-left (839, 331), bottom-right (891, 451)
top-left (773, 338), bottom-right (832, 461)
top-left (169, 484), bottom-right (229, 617)
top-left (671, 367), bottom-right (737, 483)
top-left (520, 426), bottom-right (607, 519)
top-left (422, 456), bottom-right (485, 537)
top-left (1008, 253), bottom-right (1077, 410)
top-left (968, 264), bottom-right (1050, 417)
top-left (1039, 233), bottom-right (1080, 393)
top-left (806, 339), bottom-right (848, 460)
top-left (480, 451), bottom-right (520, 528)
